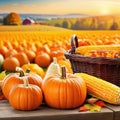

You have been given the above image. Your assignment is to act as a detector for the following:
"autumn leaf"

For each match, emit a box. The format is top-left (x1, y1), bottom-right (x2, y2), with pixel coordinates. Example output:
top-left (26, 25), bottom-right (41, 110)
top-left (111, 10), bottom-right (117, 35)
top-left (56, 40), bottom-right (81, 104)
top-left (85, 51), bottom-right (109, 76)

top-left (78, 105), bottom-right (89, 112)
top-left (94, 100), bottom-right (106, 107)
top-left (84, 104), bottom-right (101, 112)
top-left (0, 71), bottom-right (6, 81)
top-left (79, 104), bottom-right (102, 112)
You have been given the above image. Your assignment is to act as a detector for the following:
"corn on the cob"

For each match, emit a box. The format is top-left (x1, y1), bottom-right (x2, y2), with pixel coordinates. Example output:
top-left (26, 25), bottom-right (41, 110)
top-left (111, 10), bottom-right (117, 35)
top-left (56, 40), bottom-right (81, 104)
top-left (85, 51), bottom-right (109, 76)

top-left (84, 50), bottom-right (119, 58)
top-left (75, 73), bottom-right (120, 105)
top-left (76, 45), bottom-right (120, 55)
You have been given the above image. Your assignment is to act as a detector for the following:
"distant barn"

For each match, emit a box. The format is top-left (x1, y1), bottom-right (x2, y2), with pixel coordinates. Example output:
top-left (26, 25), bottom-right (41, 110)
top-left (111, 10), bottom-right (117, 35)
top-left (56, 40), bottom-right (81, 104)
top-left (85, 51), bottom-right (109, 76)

top-left (22, 18), bottom-right (35, 25)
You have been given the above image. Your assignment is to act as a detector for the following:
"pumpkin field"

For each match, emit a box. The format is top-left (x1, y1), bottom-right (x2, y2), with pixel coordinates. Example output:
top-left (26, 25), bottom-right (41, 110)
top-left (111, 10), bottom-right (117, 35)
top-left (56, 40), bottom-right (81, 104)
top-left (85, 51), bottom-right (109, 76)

top-left (0, 25), bottom-right (120, 77)
top-left (0, 25), bottom-right (120, 110)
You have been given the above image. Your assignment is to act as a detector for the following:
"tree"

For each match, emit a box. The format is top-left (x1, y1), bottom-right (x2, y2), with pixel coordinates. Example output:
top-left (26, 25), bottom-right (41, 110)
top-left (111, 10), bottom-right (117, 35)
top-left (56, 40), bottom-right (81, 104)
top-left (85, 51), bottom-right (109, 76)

top-left (3, 12), bottom-right (21, 25)
top-left (110, 22), bottom-right (119, 30)
top-left (55, 23), bottom-right (61, 27)
top-left (62, 20), bottom-right (71, 29)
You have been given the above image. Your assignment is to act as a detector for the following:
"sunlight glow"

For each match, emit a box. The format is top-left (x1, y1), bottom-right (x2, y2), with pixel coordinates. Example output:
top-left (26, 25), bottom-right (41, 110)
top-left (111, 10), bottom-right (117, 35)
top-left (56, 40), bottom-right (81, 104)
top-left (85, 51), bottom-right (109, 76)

top-left (101, 9), bottom-right (110, 15)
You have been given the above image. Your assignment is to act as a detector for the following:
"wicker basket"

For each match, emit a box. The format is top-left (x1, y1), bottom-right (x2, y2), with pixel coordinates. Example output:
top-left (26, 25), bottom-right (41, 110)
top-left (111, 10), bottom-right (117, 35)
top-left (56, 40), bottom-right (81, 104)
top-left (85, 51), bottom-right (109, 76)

top-left (64, 34), bottom-right (120, 87)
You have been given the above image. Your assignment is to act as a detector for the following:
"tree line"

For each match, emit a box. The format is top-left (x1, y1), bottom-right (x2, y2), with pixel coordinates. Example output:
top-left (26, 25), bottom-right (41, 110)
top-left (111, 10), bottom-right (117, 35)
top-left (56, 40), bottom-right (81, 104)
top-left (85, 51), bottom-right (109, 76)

top-left (47, 15), bottom-right (120, 30)
top-left (1, 12), bottom-right (120, 30)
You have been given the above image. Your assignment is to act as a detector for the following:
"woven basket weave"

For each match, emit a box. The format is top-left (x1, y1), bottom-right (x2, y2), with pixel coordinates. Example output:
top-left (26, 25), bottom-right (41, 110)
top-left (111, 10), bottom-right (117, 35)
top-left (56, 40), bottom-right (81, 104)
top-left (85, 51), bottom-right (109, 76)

top-left (65, 34), bottom-right (120, 87)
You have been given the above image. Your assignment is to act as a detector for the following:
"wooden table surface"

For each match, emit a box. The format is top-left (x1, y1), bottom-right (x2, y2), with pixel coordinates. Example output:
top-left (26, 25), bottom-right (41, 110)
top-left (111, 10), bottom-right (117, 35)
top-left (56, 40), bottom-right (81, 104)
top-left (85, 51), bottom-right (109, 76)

top-left (0, 100), bottom-right (120, 120)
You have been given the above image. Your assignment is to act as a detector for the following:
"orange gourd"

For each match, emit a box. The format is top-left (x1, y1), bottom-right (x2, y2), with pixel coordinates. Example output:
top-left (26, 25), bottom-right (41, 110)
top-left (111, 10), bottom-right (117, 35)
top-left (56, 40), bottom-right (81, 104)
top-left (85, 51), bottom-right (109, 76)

top-left (9, 77), bottom-right (43, 110)
top-left (13, 52), bottom-right (29, 66)
top-left (35, 51), bottom-right (51, 68)
top-left (24, 49), bottom-right (36, 63)
top-left (42, 66), bottom-right (87, 109)
top-left (3, 56), bottom-right (20, 72)
top-left (4, 49), bottom-right (17, 58)
top-left (2, 67), bottom-right (43, 100)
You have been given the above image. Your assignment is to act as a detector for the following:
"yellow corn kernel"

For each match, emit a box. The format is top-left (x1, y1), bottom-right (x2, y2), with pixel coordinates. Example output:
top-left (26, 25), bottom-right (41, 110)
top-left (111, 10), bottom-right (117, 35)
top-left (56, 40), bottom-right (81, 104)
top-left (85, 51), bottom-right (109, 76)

top-left (75, 73), bottom-right (120, 105)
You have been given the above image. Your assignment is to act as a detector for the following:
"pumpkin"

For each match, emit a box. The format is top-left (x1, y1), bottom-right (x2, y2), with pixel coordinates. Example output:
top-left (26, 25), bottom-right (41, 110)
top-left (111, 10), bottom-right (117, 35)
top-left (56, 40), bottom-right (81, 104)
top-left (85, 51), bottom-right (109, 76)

top-left (21, 63), bottom-right (45, 78)
top-left (3, 56), bottom-right (20, 72)
top-left (42, 66), bottom-right (87, 109)
top-left (13, 52), bottom-right (29, 66)
top-left (9, 77), bottom-right (43, 110)
top-left (0, 46), bottom-right (8, 57)
top-left (4, 49), bottom-right (17, 58)
top-left (2, 67), bottom-right (43, 100)
top-left (24, 49), bottom-right (36, 63)
top-left (35, 51), bottom-right (51, 68)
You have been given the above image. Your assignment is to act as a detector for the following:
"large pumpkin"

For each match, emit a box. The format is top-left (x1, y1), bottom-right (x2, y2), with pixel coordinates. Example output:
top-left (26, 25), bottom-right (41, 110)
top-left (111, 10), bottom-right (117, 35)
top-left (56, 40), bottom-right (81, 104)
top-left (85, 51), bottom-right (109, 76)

top-left (42, 66), bottom-right (87, 109)
top-left (2, 67), bottom-right (43, 100)
top-left (9, 77), bottom-right (43, 110)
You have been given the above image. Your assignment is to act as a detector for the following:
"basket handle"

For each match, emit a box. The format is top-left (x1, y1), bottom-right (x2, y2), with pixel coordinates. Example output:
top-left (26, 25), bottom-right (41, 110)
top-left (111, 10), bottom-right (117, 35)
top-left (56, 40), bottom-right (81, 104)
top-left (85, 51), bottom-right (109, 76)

top-left (71, 34), bottom-right (78, 54)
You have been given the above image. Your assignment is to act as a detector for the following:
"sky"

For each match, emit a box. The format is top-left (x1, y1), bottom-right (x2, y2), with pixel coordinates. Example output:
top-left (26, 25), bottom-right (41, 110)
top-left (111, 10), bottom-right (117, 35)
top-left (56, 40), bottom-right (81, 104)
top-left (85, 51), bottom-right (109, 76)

top-left (0, 0), bottom-right (120, 15)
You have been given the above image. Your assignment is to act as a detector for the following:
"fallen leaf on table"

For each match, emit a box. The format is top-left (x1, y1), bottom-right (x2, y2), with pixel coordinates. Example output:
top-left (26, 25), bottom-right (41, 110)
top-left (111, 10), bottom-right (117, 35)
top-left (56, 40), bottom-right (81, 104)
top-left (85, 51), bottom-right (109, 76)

top-left (85, 104), bottom-right (101, 112)
top-left (78, 105), bottom-right (90, 112)
top-left (94, 100), bottom-right (106, 107)
top-left (79, 104), bottom-right (101, 112)
top-left (78, 100), bottom-right (107, 112)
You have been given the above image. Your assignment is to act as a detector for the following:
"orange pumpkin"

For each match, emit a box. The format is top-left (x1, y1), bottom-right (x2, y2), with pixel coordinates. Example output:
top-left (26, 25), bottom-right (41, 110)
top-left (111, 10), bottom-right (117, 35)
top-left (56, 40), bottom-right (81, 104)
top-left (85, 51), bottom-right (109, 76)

top-left (3, 56), bottom-right (20, 72)
top-left (42, 66), bottom-right (87, 109)
top-left (9, 77), bottom-right (43, 110)
top-left (24, 49), bottom-right (36, 63)
top-left (13, 52), bottom-right (29, 66)
top-left (0, 46), bottom-right (8, 57)
top-left (35, 51), bottom-right (51, 68)
top-left (2, 67), bottom-right (43, 100)
top-left (4, 49), bottom-right (17, 58)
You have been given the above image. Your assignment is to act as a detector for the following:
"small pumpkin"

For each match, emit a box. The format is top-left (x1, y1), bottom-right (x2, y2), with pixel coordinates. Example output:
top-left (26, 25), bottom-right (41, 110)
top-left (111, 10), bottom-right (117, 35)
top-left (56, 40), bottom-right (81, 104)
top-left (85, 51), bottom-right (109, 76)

top-left (42, 66), bottom-right (87, 109)
top-left (35, 51), bottom-right (51, 68)
top-left (9, 77), bottom-right (43, 111)
top-left (3, 56), bottom-right (20, 72)
top-left (2, 67), bottom-right (43, 100)
top-left (4, 49), bottom-right (17, 58)
top-left (13, 52), bottom-right (29, 66)
top-left (24, 49), bottom-right (36, 63)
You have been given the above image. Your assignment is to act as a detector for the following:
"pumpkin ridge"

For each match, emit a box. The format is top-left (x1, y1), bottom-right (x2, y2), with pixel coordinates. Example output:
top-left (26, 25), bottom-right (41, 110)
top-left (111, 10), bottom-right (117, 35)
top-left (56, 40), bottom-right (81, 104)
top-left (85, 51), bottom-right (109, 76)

top-left (70, 78), bottom-right (75, 108)
top-left (18, 87), bottom-right (21, 110)
top-left (67, 78), bottom-right (74, 108)
top-left (71, 77), bottom-right (81, 107)
top-left (77, 76), bottom-right (87, 104)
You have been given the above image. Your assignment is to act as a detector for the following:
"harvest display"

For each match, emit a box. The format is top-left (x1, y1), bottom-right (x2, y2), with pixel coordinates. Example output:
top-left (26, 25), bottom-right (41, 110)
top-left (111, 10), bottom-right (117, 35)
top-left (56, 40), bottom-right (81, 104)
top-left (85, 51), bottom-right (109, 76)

top-left (0, 31), bottom-right (120, 111)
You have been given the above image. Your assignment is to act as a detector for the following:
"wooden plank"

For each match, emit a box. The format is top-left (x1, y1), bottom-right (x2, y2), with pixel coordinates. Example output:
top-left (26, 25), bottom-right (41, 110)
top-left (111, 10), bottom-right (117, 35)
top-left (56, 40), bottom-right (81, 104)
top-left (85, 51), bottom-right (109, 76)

top-left (0, 100), bottom-right (113, 120)
top-left (106, 104), bottom-right (120, 120)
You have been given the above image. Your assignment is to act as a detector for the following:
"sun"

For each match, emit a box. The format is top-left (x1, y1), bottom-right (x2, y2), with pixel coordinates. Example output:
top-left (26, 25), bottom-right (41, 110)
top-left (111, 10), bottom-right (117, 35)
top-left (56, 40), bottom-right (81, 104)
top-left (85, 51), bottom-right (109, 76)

top-left (100, 8), bottom-right (110, 15)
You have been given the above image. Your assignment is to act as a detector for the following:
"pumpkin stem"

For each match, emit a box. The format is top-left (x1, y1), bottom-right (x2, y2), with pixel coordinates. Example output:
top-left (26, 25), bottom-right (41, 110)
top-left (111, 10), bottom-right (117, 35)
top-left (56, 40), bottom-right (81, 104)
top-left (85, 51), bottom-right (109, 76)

top-left (25, 68), bottom-right (30, 73)
top-left (23, 77), bottom-right (29, 87)
top-left (61, 66), bottom-right (66, 79)
top-left (53, 57), bottom-right (57, 64)
top-left (16, 67), bottom-right (25, 77)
